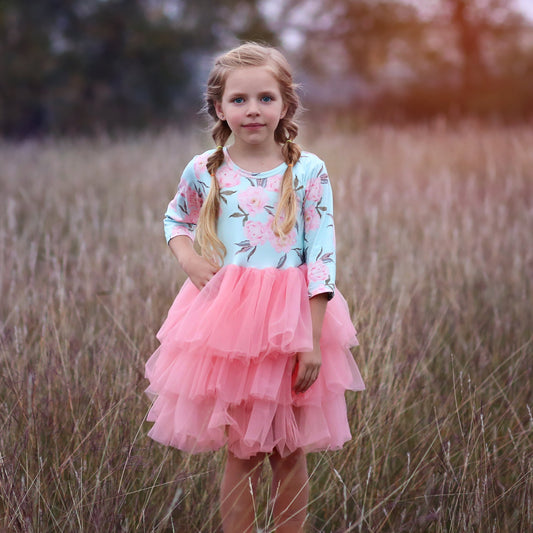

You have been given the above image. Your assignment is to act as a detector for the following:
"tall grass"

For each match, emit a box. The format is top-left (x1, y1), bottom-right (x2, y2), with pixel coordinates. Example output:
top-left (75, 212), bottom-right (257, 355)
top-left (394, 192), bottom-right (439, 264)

top-left (0, 123), bottom-right (531, 532)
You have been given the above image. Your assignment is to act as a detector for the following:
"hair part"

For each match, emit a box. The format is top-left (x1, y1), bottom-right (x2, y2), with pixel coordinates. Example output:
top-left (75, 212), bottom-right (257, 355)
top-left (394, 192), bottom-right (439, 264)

top-left (197, 42), bottom-right (302, 265)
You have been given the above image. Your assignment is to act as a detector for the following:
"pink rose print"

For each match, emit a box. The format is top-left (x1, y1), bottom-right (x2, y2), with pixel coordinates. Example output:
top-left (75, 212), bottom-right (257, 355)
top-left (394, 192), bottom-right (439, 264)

top-left (266, 173), bottom-right (283, 192)
top-left (308, 260), bottom-right (329, 282)
top-left (194, 153), bottom-right (209, 176)
top-left (218, 166), bottom-right (241, 188)
top-left (270, 227), bottom-right (297, 253)
top-left (238, 186), bottom-right (269, 216)
top-left (185, 186), bottom-right (202, 219)
top-left (304, 206), bottom-right (320, 231)
top-left (306, 176), bottom-right (323, 202)
top-left (244, 220), bottom-right (269, 246)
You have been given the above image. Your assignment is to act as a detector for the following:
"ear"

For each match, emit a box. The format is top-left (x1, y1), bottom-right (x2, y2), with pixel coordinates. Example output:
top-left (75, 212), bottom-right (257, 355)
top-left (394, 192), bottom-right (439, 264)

top-left (214, 101), bottom-right (225, 121)
top-left (280, 103), bottom-right (289, 119)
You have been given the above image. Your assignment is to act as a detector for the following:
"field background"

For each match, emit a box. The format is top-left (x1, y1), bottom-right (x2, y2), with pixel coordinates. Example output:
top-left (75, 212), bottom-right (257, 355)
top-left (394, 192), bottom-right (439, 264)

top-left (0, 123), bottom-right (532, 532)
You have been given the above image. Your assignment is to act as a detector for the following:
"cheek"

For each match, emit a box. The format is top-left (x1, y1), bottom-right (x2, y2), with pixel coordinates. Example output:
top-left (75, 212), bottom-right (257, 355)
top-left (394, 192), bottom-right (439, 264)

top-left (224, 111), bottom-right (239, 124)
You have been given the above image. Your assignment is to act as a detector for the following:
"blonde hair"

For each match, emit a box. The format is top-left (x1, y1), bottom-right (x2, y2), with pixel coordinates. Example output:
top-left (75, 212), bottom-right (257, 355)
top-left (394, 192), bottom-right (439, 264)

top-left (197, 42), bottom-right (302, 265)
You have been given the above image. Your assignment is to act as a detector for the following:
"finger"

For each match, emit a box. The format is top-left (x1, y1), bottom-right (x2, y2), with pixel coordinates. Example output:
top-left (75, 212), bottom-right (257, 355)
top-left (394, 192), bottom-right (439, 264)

top-left (293, 365), bottom-right (305, 392)
top-left (300, 367), bottom-right (320, 393)
top-left (296, 367), bottom-right (312, 393)
top-left (302, 370), bottom-right (315, 392)
top-left (202, 274), bottom-right (214, 288)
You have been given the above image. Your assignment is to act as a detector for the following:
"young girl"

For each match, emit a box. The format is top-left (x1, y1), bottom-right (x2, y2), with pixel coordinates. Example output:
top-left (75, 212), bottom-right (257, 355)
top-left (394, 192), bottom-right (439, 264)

top-left (145, 43), bottom-right (365, 533)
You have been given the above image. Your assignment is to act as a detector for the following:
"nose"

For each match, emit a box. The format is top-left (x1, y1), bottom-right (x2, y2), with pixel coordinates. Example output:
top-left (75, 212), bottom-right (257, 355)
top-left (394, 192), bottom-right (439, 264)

top-left (246, 99), bottom-right (259, 116)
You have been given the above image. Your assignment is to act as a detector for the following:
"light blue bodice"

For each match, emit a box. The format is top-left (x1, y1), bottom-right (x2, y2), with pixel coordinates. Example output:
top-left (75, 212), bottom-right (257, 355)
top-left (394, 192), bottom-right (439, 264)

top-left (164, 148), bottom-right (336, 298)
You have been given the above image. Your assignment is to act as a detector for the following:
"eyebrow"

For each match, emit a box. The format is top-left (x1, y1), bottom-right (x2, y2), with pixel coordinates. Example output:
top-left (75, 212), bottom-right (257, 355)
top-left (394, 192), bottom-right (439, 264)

top-left (226, 92), bottom-right (245, 99)
top-left (226, 90), bottom-right (277, 99)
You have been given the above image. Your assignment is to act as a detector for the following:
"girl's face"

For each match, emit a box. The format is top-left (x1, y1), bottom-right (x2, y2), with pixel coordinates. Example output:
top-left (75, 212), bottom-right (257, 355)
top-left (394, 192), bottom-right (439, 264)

top-left (215, 66), bottom-right (288, 151)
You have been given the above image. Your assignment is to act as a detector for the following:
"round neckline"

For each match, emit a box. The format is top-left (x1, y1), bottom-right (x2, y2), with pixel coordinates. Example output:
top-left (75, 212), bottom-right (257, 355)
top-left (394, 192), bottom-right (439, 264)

top-left (223, 147), bottom-right (287, 178)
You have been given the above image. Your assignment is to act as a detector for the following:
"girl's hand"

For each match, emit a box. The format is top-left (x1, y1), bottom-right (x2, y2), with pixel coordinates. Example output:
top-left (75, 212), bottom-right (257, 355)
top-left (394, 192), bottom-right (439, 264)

top-left (182, 252), bottom-right (220, 290)
top-left (293, 346), bottom-right (322, 393)
top-left (292, 293), bottom-right (328, 393)
top-left (168, 235), bottom-right (220, 290)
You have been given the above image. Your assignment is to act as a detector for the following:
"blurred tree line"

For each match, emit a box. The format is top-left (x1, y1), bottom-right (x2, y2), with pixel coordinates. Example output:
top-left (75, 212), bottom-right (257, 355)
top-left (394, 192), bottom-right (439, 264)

top-left (0, 0), bottom-right (276, 137)
top-left (292, 0), bottom-right (533, 123)
top-left (1, 0), bottom-right (532, 137)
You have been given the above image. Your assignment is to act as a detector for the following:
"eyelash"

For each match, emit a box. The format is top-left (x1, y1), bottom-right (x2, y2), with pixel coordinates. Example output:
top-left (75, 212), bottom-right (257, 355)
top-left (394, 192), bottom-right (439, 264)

top-left (231, 96), bottom-right (274, 104)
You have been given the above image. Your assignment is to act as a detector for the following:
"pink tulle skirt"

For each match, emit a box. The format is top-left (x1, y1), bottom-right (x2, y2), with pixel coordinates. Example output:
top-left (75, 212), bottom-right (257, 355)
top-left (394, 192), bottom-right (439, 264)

top-left (145, 264), bottom-right (364, 459)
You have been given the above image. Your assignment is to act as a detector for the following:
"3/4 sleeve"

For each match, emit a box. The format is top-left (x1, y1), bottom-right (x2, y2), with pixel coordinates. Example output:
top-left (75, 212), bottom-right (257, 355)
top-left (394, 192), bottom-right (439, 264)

top-left (302, 162), bottom-right (336, 299)
top-left (164, 157), bottom-right (205, 244)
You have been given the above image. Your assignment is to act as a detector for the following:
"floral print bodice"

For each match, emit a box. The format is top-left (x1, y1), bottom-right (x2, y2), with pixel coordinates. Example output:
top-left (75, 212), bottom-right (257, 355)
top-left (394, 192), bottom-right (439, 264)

top-left (164, 148), bottom-right (336, 298)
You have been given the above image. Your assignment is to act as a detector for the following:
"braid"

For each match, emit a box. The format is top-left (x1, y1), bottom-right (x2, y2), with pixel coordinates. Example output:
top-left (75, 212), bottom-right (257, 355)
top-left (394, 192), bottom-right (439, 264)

top-left (272, 118), bottom-right (301, 237)
top-left (196, 120), bottom-right (232, 265)
top-left (206, 121), bottom-right (231, 176)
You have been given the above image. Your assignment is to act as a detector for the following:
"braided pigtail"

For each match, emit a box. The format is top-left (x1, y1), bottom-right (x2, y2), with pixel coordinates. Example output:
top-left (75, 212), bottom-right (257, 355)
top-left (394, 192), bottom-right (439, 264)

top-left (196, 120), bottom-right (232, 265)
top-left (272, 117), bottom-right (301, 237)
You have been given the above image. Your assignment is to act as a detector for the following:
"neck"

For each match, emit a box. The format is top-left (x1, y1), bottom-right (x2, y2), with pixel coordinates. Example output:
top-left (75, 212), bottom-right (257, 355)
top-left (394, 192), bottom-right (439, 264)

top-left (227, 140), bottom-right (284, 173)
top-left (230, 138), bottom-right (281, 158)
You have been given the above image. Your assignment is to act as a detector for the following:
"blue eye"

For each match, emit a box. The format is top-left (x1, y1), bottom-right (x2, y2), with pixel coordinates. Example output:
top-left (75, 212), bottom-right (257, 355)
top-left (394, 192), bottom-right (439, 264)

top-left (233, 97), bottom-right (244, 104)
top-left (261, 96), bottom-right (273, 103)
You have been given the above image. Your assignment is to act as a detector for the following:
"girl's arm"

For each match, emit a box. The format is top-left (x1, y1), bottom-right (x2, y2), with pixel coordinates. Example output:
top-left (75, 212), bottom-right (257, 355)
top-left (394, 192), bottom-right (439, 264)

top-left (169, 235), bottom-right (219, 290)
top-left (293, 293), bottom-right (328, 393)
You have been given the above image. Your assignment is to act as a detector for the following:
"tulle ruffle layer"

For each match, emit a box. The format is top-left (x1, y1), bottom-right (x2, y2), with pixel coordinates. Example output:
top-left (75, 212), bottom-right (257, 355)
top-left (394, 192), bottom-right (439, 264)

top-left (145, 265), bottom-right (364, 459)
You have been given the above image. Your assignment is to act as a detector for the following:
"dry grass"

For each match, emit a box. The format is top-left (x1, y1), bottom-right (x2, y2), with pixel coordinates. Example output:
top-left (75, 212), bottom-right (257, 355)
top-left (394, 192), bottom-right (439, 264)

top-left (0, 122), bottom-right (531, 532)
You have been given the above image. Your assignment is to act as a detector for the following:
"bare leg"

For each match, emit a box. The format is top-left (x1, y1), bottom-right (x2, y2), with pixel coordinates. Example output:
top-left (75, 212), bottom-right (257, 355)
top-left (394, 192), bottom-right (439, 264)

top-left (268, 449), bottom-right (309, 533)
top-left (220, 451), bottom-right (265, 533)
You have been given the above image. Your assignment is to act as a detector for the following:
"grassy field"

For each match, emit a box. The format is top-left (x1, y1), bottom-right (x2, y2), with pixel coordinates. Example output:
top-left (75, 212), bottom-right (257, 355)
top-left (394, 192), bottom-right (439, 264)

top-left (0, 123), bottom-right (531, 532)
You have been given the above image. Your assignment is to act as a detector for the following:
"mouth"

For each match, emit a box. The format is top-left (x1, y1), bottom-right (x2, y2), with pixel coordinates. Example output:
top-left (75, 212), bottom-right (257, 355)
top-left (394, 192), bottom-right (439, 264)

top-left (243, 123), bottom-right (265, 128)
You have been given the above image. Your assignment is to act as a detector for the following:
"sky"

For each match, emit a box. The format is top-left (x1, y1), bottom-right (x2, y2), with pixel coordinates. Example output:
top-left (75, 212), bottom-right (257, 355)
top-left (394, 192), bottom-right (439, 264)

top-left (515, 0), bottom-right (533, 20)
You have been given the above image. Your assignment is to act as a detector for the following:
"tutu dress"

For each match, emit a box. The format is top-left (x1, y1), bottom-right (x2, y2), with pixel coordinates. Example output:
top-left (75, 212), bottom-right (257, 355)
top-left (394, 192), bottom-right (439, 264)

top-left (145, 148), bottom-right (365, 459)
